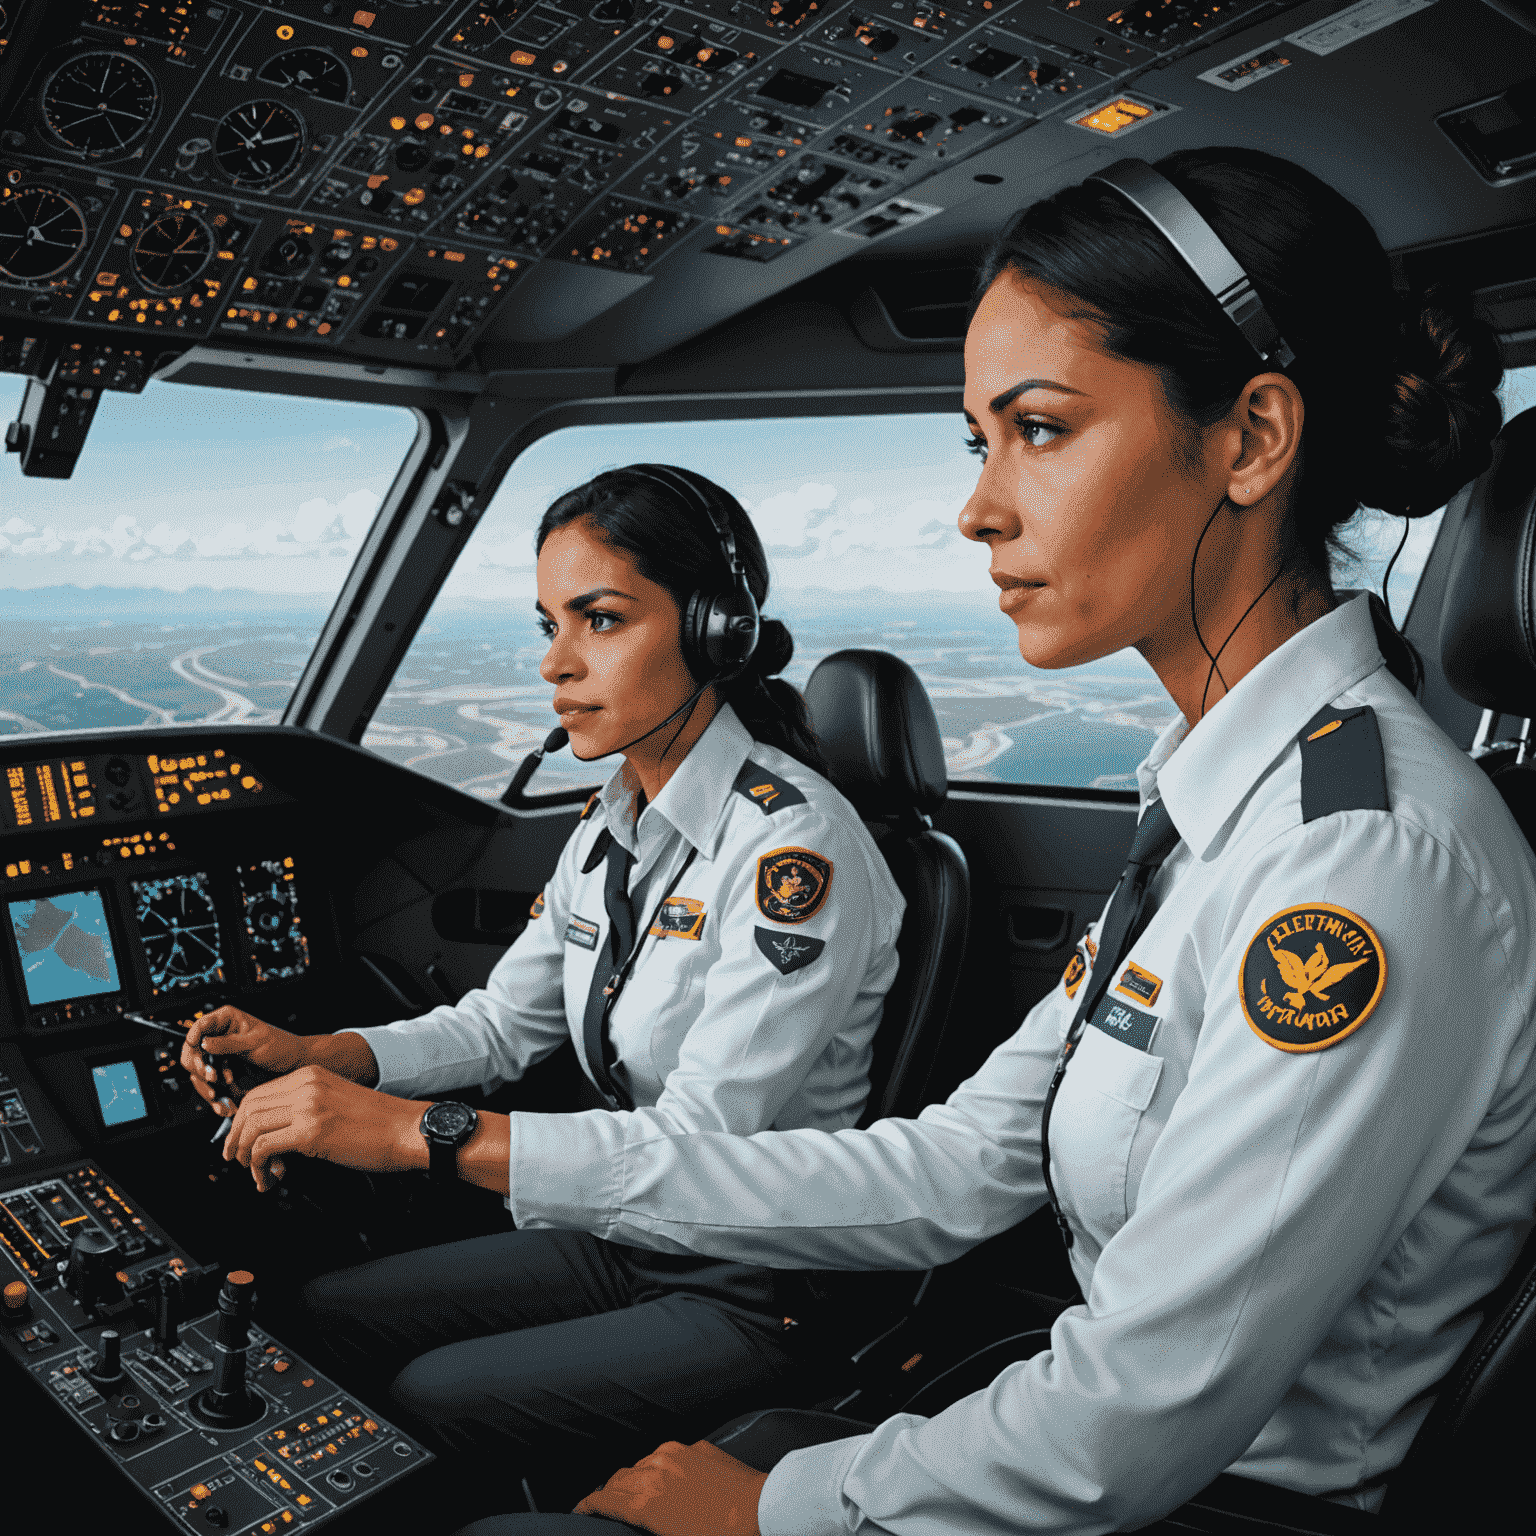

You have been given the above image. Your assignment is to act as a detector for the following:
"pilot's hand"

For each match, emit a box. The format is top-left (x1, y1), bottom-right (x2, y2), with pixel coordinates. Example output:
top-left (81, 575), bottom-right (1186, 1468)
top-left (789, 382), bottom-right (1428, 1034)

top-left (182, 1006), bottom-right (310, 1112)
top-left (222, 1064), bottom-right (423, 1194)
top-left (574, 1440), bottom-right (767, 1536)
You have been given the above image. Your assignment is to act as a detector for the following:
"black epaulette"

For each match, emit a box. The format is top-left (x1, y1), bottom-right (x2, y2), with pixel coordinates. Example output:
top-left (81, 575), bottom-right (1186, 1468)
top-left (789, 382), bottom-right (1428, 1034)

top-left (1299, 705), bottom-right (1389, 823)
top-left (732, 759), bottom-right (807, 815)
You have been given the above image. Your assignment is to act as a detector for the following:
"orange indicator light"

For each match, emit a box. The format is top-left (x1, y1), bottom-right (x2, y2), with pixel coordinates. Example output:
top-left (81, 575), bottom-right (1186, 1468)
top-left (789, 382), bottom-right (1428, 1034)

top-left (414, 112), bottom-right (434, 129)
top-left (390, 114), bottom-right (406, 129)
top-left (509, 49), bottom-right (536, 66)
top-left (276, 23), bottom-right (294, 39)
top-left (352, 9), bottom-right (376, 26)
top-left (352, 46), bottom-right (368, 57)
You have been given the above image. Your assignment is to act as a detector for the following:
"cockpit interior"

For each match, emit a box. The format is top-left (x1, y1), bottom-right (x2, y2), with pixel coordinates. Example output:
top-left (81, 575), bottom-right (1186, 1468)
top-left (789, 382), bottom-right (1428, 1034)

top-left (3, 2), bottom-right (1536, 1533)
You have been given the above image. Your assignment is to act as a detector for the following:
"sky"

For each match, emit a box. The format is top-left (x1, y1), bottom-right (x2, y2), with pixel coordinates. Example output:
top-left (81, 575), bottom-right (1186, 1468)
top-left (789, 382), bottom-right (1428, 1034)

top-left (2, 366), bottom-right (1533, 622)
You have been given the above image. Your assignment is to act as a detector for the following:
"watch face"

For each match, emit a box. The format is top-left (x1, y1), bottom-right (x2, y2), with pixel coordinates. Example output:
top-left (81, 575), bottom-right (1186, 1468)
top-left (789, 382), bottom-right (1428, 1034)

top-left (424, 1102), bottom-right (474, 1139)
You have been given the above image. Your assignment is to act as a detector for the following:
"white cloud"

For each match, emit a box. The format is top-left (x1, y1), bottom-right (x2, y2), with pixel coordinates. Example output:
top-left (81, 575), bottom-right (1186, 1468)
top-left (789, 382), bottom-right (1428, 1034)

top-left (323, 435), bottom-right (360, 452)
top-left (750, 483), bottom-right (837, 548)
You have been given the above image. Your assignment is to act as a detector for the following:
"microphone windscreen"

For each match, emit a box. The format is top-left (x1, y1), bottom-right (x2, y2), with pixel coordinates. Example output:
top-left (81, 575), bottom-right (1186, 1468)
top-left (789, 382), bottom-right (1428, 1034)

top-left (543, 726), bottom-right (570, 753)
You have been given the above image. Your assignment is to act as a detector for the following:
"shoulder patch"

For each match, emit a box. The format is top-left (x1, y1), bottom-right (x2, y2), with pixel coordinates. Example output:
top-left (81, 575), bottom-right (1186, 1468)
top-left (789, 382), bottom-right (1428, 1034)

top-left (530, 891), bottom-right (545, 919)
top-left (1240, 902), bottom-right (1386, 1053)
top-left (732, 759), bottom-right (808, 815)
top-left (755, 926), bottom-right (826, 975)
top-left (1062, 930), bottom-right (1097, 999)
top-left (580, 792), bottom-right (600, 821)
top-left (1300, 705), bottom-right (1388, 823)
top-left (757, 847), bottom-right (833, 924)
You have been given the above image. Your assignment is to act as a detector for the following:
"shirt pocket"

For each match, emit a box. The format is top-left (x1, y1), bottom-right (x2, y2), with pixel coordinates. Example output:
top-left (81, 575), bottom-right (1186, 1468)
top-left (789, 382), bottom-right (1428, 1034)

top-left (1050, 1025), bottom-right (1164, 1235)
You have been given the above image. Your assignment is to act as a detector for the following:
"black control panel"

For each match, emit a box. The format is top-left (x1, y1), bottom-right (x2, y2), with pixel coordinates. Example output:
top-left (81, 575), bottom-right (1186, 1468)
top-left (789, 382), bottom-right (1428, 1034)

top-left (1, 1159), bottom-right (432, 1536)
top-left (0, 0), bottom-right (1309, 370)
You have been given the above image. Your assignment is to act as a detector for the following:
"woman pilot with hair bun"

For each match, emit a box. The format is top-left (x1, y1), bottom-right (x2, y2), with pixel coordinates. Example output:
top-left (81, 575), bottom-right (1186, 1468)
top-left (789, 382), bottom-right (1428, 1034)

top-left (177, 464), bottom-right (905, 1507)
top-left (442, 149), bottom-right (1536, 1536)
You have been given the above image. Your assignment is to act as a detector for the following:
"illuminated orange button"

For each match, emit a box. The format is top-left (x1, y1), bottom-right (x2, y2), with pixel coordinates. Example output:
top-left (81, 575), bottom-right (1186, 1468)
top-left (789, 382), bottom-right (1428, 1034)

top-left (352, 9), bottom-right (375, 26)
top-left (414, 112), bottom-right (434, 130)
top-left (389, 115), bottom-right (406, 130)
top-left (509, 49), bottom-right (536, 66)
top-left (191, 1485), bottom-right (211, 1501)
top-left (276, 23), bottom-right (294, 38)
top-left (352, 46), bottom-right (368, 57)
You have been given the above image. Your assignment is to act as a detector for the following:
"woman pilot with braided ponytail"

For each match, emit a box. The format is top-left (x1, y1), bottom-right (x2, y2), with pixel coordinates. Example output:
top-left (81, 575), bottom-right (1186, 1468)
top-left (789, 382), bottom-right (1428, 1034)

top-left (443, 150), bottom-right (1536, 1536)
top-left (177, 464), bottom-right (904, 1512)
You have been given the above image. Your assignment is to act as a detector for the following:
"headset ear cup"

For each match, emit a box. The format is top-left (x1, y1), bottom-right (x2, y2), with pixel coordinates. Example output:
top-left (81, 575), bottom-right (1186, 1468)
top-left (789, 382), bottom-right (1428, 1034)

top-left (682, 589), bottom-right (710, 679)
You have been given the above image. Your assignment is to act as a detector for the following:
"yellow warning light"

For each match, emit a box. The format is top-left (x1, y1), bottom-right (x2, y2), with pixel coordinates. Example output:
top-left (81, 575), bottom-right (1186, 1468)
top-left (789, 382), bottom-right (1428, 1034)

top-left (716, 224), bottom-right (731, 234)
top-left (657, 33), bottom-right (675, 48)
top-left (510, 49), bottom-right (536, 66)
top-left (474, 143), bottom-right (490, 157)
top-left (352, 46), bottom-right (368, 57)
top-left (380, 236), bottom-right (399, 250)
top-left (414, 112), bottom-right (434, 130)
top-left (389, 115), bottom-right (407, 130)
top-left (336, 274), bottom-right (351, 286)
top-left (735, 136), bottom-right (751, 147)
top-left (1074, 98), bottom-right (1152, 134)
top-left (276, 23), bottom-right (294, 39)
top-left (242, 276), bottom-right (258, 290)
top-left (403, 187), bottom-right (427, 205)
top-left (121, 223), bottom-right (134, 238)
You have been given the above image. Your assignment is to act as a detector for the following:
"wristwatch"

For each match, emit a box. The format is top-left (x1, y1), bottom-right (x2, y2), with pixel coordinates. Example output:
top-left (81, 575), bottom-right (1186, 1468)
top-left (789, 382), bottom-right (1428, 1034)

top-left (419, 1101), bottom-right (479, 1183)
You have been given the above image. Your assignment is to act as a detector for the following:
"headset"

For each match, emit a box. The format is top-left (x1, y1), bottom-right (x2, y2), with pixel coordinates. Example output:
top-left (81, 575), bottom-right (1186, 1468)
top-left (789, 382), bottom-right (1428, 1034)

top-left (1087, 158), bottom-right (1297, 371)
top-left (503, 465), bottom-right (762, 795)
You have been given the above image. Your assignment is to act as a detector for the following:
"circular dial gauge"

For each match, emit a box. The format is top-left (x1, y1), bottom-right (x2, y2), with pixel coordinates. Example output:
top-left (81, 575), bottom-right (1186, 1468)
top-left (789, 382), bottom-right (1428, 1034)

top-left (0, 186), bottom-right (88, 281)
top-left (214, 100), bottom-right (305, 189)
top-left (259, 47), bottom-right (350, 102)
top-left (131, 210), bottom-right (214, 292)
top-left (133, 875), bottom-right (225, 994)
top-left (42, 52), bottom-right (159, 156)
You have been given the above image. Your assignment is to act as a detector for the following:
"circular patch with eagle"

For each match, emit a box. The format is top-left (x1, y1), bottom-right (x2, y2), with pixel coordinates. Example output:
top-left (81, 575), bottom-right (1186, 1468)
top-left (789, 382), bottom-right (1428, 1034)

top-left (756, 847), bottom-right (833, 925)
top-left (1240, 902), bottom-right (1386, 1052)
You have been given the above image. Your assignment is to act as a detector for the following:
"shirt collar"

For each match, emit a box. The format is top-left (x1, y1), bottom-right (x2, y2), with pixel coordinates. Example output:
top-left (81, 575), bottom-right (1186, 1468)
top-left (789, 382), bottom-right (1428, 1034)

top-left (1150, 593), bottom-right (1387, 860)
top-left (597, 703), bottom-right (754, 861)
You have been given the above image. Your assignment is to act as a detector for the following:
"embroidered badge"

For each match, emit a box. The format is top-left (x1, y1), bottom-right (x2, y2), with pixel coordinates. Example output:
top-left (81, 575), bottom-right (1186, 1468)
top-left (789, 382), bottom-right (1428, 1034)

top-left (650, 896), bottom-right (706, 941)
top-left (1088, 996), bottom-right (1158, 1052)
top-left (755, 926), bottom-right (826, 975)
top-left (756, 847), bottom-right (833, 924)
top-left (1240, 903), bottom-right (1385, 1053)
top-left (530, 891), bottom-right (546, 919)
top-left (565, 914), bottom-right (600, 950)
top-left (1115, 960), bottom-right (1163, 1007)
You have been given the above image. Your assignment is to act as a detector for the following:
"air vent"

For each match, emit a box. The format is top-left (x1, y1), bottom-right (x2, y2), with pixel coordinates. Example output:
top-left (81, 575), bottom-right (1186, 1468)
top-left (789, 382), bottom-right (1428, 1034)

top-left (849, 266), bottom-right (974, 352)
top-left (1439, 79), bottom-right (1536, 185)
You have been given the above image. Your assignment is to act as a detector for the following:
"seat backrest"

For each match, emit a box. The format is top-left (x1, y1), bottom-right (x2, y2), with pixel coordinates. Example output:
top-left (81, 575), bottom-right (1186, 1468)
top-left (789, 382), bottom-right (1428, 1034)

top-left (803, 649), bottom-right (970, 1125)
top-left (1375, 405), bottom-right (1536, 1526)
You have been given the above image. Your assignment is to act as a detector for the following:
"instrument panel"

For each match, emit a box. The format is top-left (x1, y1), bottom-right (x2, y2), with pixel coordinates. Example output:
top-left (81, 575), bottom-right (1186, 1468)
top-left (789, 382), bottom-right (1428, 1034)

top-left (0, 0), bottom-right (1300, 369)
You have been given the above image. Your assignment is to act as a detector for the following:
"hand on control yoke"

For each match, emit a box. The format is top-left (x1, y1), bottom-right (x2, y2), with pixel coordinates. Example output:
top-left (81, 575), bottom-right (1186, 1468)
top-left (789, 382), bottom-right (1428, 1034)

top-left (182, 1006), bottom-right (311, 1114)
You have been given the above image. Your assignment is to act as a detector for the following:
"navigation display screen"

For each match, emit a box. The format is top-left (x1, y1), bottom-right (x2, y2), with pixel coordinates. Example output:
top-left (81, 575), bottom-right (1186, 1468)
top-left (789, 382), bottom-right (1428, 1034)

top-left (238, 856), bottom-right (309, 984)
top-left (3, 758), bottom-right (98, 832)
top-left (8, 889), bottom-right (121, 1007)
top-left (92, 1060), bottom-right (148, 1128)
top-left (132, 872), bottom-right (225, 994)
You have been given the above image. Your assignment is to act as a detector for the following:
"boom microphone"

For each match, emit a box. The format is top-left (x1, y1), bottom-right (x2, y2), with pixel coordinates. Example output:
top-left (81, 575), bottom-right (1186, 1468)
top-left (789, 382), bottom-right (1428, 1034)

top-left (500, 726), bottom-right (570, 806)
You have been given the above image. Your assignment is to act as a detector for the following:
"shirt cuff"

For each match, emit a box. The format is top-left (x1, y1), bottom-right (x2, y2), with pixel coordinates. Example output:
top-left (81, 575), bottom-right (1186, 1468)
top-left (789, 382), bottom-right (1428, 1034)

top-left (757, 1435), bottom-right (868, 1536)
top-left (336, 1024), bottom-right (430, 1097)
top-left (505, 1105), bottom-right (627, 1234)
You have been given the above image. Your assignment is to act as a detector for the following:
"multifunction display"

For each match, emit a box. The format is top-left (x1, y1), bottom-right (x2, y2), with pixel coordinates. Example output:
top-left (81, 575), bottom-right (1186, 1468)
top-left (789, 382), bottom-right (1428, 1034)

top-left (9, 888), bottom-right (121, 1007)
top-left (132, 873), bottom-right (226, 995)
top-left (91, 1058), bottom-right (148, 1128)
top-left (238, 858), bottom-right (309, 985)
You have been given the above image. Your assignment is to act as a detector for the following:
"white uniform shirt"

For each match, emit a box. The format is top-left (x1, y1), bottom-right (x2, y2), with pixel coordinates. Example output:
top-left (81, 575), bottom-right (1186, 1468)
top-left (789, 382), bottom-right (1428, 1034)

top-left (505, 595), bottom-right (1536, 1533)
top-left (346, 704), bottom-right (904, 1151)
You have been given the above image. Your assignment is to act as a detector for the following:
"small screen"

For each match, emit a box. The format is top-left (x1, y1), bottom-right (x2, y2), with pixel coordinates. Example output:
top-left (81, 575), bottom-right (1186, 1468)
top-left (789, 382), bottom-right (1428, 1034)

top-left (9, 888), bottom-right (121, 1007)
top-left (133, 872), bottom-right (225, 994)
top-left (92, 1060), bottom-right (148, 1128)
top-left (238, 857), bottom-right (309, 984)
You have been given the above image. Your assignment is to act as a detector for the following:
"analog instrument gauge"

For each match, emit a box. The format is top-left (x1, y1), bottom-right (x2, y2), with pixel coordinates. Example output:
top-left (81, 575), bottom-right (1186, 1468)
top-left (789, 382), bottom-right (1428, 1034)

top-left (132, 874), bottom-right (225, 994)
top-left (259, 47), bottom-right (350, 102)
top-left (131, 210), bottom-right (215, 291)
top-left (214, 100), bottom-right (305, 189)
top-left (42, 52), bottom-right (159, 156)
top-left (0, 186), bottom-right (88, 281)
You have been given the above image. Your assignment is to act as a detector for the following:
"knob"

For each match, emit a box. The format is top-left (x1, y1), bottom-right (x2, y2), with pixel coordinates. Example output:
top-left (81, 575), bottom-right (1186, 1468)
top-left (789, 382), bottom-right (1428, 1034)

top-left (193, 1271), bottom-right (261, 1428)
top-left (63, 1228), bottom-right (122, 1313)
top-left (89, 1328), bottom-right (126, 1389)
top-left (3, 1279), bottom-right (30, 1321)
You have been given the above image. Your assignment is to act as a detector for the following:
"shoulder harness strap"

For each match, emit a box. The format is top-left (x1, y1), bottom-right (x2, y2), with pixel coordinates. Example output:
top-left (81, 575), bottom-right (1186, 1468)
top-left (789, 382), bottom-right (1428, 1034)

top-left (1299, 705), bottom-right (1389, 823)
top-left (731, 759), bottom-right (807, 815)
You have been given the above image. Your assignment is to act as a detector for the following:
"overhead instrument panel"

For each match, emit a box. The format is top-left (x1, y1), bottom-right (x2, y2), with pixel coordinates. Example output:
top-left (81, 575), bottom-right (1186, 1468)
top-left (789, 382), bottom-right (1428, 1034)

top-left (0, 0), bottom-right (1331, 367)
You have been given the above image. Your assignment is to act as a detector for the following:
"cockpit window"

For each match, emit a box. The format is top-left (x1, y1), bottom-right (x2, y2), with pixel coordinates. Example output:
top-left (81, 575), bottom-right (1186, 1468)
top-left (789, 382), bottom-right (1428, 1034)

top-left (0, 378), bottom-right (417, 737)
top-left (367, 381), bottom-right (1532, 801)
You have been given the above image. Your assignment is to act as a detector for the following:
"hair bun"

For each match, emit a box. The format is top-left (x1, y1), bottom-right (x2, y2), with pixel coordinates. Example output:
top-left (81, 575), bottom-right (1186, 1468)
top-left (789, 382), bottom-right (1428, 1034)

top-left (1376, 290), bottom-right (1504, 518)
top-left (751, 617), bottom-right (794, 677)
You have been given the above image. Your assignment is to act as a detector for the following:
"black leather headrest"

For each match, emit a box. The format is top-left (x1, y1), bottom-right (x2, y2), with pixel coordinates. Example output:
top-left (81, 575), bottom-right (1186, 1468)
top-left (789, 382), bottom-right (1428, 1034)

top-left (1439, 408), bottom-right (1536, 715)
top-left (803, 649), bottom-right (948, 820)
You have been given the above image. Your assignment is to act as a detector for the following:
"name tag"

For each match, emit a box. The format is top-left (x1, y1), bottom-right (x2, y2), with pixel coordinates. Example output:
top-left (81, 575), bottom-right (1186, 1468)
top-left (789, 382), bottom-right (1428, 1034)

top-left (565, 914), bottom-right (600, 950)
top-left (1089, 996), bottom-right (1158, 1052)
top-left (649, 896), bottom-right (705, 940)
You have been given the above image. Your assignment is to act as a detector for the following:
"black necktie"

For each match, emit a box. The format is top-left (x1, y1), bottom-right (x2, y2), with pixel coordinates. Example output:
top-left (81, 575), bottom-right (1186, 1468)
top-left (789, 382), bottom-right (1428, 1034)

top-left (1041, 797), bottom-right (1182, 1247)
top-left (581, 830), bottom-right (637, 1109)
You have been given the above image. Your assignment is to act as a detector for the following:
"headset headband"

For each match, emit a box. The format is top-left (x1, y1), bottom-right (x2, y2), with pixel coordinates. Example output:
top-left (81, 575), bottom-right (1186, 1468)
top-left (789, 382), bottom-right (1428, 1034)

top-left (630, 464), bottom-right (742, 574)
top-left (1088, 158), bottom-right (1297, 370)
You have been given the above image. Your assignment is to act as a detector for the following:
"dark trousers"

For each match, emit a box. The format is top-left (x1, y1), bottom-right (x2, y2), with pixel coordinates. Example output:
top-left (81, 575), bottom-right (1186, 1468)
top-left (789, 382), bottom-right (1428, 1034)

top-left (298, 1229), bottom-right (806, 1515)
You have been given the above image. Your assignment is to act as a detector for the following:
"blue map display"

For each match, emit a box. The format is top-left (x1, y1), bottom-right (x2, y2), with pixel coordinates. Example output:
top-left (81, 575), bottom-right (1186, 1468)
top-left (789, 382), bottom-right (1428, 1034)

top-left (9, 889), bottom-right (120, 1007)
top-left (92, 1060), bottom-right (147, 1127)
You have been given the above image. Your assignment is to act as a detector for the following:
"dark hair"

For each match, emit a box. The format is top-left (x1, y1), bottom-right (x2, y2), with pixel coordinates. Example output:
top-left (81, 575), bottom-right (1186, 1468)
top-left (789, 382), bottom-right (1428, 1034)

top-left (974, 148), bottom-right (1505, 574)
top-left (535, 465), bottom-right (829, 776)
